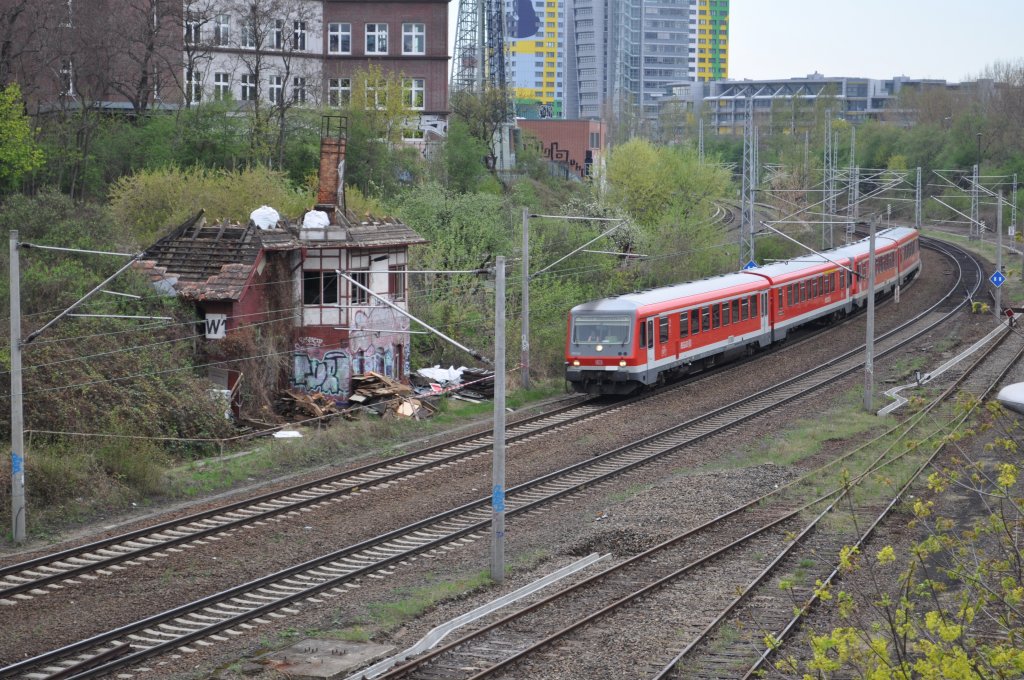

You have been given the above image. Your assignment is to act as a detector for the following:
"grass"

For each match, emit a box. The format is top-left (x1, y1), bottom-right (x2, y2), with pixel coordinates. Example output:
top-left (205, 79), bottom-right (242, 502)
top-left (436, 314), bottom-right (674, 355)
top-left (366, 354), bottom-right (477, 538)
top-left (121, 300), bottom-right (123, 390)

top-left (706, 388), bottom-right (894, 472)
top-left (1, 380), bottom-right (567, 540)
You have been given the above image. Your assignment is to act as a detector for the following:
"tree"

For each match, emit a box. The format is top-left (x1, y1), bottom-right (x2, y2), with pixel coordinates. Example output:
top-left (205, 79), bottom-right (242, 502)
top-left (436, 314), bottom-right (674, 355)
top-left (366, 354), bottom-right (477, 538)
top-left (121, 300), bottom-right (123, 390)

top-left (335, 65), bottom-right (421, 197)
top-left (442, 119), bottom-right (490, 193)
top-left (0, 82), bottom-right (44, 191)
top-left (449, 87), bottom-right (511, 164)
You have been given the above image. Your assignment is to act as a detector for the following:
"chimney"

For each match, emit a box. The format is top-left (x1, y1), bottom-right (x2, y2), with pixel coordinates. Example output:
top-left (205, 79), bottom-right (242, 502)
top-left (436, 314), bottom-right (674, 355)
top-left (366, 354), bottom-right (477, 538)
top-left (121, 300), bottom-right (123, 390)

top-left (317, 115), bottom-right (347, 220)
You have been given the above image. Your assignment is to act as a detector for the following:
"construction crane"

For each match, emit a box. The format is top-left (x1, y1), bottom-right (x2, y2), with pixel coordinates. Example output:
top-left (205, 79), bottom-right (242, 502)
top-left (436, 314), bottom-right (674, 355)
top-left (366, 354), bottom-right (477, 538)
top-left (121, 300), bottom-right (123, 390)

top-left (451, 0), bottom-right (510, 94)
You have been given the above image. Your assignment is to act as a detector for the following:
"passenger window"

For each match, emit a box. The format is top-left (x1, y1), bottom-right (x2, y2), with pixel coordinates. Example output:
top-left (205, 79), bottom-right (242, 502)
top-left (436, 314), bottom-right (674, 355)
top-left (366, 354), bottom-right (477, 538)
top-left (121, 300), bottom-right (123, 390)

top-left (750, 295), bottom-right (758, 316)
top-left (659, 316), bottom-right (669, 344)
top-left (701, 307), bottom-right (711, 332)
top-left (778, 290), bottom-right (783, 310)
top-left (723, 302), bottom-right (731, 325)
top-left (712, 305), bottom-right (720, 329)
top-left (840, 271), bottom-right (845, 289)
top-left (680, 312), bottom-right (689, 338)
top-left (692, 309), bottom-right (701, 335)
top-left (732, 299), bottom-right (740, 320)
top-left (741, 297), bottom-right (749, 320)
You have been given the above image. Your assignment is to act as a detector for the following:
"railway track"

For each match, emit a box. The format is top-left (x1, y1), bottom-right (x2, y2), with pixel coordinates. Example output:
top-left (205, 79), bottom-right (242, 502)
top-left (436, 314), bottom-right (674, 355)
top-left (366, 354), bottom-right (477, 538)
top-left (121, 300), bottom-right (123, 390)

top-left (0, 237), bottom-right (944, 606)
top-left (362, 243), bottom-right (1004, 680)
top-left (0, 239), bottom-right (983, 679)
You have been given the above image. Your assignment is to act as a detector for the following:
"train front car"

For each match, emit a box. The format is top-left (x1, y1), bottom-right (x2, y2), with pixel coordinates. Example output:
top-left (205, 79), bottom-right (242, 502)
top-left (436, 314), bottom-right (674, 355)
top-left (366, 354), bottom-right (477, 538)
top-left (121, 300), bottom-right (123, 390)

top-left (565, 298), bottom-right (639, 396)
top-left (565, 274), bottom-right (772, 396)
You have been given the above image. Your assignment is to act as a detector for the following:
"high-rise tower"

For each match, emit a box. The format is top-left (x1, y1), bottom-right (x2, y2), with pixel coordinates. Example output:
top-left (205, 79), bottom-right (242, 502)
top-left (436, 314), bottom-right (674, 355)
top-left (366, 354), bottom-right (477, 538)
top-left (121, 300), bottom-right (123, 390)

top-left (565, 0), bottom-right (729, 130)
top-left (506, 0), bottom-right (564, 118)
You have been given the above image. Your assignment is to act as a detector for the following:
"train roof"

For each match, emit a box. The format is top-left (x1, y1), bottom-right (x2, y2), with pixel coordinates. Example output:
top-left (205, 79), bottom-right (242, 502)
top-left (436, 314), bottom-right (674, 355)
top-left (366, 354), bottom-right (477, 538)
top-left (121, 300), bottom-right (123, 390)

top-left (570, 272), bottom-right (765, 315)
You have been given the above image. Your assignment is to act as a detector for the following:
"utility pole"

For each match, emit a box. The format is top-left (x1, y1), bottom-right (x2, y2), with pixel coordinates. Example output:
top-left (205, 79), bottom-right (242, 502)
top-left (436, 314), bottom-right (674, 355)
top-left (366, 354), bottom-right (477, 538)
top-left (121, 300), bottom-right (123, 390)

top-left (915, 167), bottom-right (922, 229)
top-left (491, 256), bottom-right (506, 583)
top-left (970, 163), bottom-right (980, 241)
top-left (864, 218), bottom-right (877, 412)
top-left (698, 118), bottom-right (704, 164)
top-left (9, 231), bottom-right (24, 544)
top-left (997, 192), bottom-right (1003, 317)
top-left (520, 209), bottom-right (530, 390)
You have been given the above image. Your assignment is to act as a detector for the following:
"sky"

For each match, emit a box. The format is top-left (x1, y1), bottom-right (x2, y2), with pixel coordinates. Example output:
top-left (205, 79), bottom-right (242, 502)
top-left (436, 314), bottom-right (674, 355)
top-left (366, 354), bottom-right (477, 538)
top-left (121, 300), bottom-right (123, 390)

top-left (729, 0), bottom-right (1020, 82)
top-left (449, 1), bottom-right (1021, 83)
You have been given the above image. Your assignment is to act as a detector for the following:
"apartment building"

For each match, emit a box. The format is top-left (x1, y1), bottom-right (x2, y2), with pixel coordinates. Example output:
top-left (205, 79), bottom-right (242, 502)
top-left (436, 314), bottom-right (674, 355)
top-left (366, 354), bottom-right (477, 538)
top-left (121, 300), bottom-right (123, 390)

top-left (564, 0), bottom-right (729, 128)
top-left (507, 0), bottom-right (566, 118)
top-left (10, 0), bottom-right (451, 137)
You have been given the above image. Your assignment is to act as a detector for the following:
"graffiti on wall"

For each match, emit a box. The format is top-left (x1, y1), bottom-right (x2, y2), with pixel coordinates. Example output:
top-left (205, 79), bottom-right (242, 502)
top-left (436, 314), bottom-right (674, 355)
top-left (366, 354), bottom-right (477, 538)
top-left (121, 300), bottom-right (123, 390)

top-left (292, 347), bottom-right (352, 400)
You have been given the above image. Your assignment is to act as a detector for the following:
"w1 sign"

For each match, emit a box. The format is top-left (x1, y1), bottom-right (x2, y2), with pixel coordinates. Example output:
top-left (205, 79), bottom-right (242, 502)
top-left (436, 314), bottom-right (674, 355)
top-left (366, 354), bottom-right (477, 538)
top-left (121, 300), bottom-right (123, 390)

top-left (204, 314), bottom-right (227, 339)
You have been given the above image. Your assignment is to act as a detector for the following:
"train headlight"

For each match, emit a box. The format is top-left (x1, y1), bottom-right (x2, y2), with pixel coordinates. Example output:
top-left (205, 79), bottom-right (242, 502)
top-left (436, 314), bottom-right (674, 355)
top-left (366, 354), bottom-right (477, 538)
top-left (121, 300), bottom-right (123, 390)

top-left (596, 344), bottom-right (603, 352)
top-left (619, 360), bottom-right (627, 367)
top-left (572, 359), bottom-right (580, 367)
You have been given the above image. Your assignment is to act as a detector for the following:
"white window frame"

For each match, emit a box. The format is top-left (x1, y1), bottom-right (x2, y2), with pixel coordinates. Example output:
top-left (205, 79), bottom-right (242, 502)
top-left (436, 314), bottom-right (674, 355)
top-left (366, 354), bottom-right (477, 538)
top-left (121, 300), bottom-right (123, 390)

top-left (240, 18), bottom-right (256, 48)
top-left (328, 22), bottom-right (351, 54)
top-left (292, 20), bottom-right (306, 51)
top-left (185, 68), bottom-right (202, 104)
top-left (268, 75), bottom-right (282, 104)
top-left (328, 78), bottom-right (351, 106)
top-left (402, 22), bottom-right (425, 54)
top-left (213, 72), bottom-right (230, 99)
top-left (365, 23), bottom-right (388, 54)
top-left (404, 77), bottom-right (425, 110)
top-left (272, 19), bottom-right (283, 49)
top-left (292, 76), bottom-right (306, 103)
top-left (184, 13), bottom-right (201, 44)
top-left (240, 73), bottom-right (257, 101)
top-left (214, 14), bottom-right (230, 46)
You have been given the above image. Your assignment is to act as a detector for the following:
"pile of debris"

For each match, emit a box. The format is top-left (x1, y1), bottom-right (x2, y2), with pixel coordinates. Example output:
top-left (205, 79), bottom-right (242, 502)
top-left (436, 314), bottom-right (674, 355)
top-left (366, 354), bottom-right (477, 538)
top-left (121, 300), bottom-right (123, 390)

top-left (276, 390), bottom-right (340, 420)
top-left (412, 366), bottom-right (495, 403)
top-left (351, 372), bottom-right (437, 419)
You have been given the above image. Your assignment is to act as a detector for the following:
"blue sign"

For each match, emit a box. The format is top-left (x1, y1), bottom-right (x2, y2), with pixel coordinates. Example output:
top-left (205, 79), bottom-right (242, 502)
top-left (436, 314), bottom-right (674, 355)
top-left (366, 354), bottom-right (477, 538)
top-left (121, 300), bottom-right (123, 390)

top-left (492, 484), bottom-right (505, 512)
top-left (11, 452), bottom-right (22, 475)
top-left (743, 260), bottom-right (758, 270)
top-left (991, 271), bottom-right (1006, 288)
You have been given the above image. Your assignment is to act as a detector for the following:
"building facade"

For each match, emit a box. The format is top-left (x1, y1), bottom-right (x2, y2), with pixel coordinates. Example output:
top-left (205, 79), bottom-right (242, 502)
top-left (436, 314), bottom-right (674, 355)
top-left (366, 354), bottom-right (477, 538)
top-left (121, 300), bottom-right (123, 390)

top-left (507, 0), bottom-right (566, 118)
top-left (8, 0), bottom-right (451, 139)
top-left (691, 74), bottom-right (949, 136)
top-left (564, 0), bottom-right (729, 129)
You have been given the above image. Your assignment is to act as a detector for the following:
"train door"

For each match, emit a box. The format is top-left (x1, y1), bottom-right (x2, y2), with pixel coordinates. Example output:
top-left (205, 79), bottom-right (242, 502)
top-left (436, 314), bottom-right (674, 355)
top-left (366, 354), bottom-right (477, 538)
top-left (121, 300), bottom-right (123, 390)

top-left (761, 292), bottom-right (769, 331)
top-left (646, 317), bottom-right (656, 365)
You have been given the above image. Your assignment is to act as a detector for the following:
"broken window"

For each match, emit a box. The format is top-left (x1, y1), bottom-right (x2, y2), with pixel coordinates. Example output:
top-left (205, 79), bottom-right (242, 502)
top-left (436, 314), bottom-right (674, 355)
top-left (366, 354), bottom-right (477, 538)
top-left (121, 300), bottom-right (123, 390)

top-left (303, 270), bottom-right (338, 305)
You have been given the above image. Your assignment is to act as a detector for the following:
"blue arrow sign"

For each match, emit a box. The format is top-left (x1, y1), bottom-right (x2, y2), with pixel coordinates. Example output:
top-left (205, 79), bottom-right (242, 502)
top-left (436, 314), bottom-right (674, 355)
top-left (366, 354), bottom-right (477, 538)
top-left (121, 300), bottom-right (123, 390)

top-left (743, 260), bottom-right (757, 270)
top-left (991, 271), bottom-right (1006, 287)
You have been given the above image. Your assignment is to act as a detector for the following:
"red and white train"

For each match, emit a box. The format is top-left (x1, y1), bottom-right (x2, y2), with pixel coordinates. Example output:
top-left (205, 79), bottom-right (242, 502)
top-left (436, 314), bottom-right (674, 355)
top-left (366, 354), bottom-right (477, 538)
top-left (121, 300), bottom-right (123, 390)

top-left (565, 227), bottom-right (921, 395)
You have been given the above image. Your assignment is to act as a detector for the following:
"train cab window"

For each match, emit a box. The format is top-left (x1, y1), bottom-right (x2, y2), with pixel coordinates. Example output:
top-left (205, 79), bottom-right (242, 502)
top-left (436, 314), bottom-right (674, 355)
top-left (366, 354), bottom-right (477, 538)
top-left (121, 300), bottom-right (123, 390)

top-left (659, 316), bottom-right (669, 344)
top-left (741, 297), bottom-right (749, 320)
top-left (680, 312), bottom-right (689, 338)
top-left (712, 305), bottom-right (721, 329)
top-left (691, 309), bottom-right (700, 334)
top-left (639, 319), bottom-right (646, 348)
top-left (732, 299), bottom-right (740, 320)
top-left (701, 307), bottom-right (710, 332)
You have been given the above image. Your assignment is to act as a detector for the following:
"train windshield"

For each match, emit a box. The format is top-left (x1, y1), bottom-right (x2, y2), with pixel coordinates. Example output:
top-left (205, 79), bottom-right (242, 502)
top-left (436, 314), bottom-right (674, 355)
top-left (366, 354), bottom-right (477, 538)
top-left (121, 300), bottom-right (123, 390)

top-left (572, 315), bottom-right (632, 345)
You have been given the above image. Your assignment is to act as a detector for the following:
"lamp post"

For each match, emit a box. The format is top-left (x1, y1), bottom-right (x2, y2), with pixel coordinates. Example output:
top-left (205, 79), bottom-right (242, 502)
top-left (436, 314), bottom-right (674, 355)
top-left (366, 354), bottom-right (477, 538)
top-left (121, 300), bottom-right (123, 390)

top-left (977, 132), bottom-right (983, 168)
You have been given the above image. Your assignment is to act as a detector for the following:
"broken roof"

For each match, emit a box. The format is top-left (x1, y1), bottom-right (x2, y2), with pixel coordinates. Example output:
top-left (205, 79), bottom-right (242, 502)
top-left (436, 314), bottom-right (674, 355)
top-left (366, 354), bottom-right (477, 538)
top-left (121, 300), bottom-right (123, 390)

top-left (138, 209), bottom-right (426, 301)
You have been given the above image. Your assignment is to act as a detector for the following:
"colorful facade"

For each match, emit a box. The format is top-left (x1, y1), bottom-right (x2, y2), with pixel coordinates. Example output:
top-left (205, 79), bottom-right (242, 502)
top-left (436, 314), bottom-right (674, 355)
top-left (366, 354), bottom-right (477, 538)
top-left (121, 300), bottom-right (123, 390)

top-left (695, 0), bottom-right (729, 81)
top-left (508, 0), bottom-right (565, 117)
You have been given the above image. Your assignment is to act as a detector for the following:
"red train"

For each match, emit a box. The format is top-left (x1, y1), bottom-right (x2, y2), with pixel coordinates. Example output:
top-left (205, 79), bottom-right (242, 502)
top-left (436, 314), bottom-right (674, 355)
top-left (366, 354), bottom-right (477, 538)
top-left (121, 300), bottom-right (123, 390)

top-left (565, 227), bottom-right (921, 395)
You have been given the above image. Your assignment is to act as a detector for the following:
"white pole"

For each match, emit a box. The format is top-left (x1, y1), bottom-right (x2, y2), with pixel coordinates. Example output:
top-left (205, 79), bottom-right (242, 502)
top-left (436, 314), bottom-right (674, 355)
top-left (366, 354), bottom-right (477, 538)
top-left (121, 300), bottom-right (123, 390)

top-left (491, 256), bottom-right (506, 583)
top-left (521, 209), bottom-right (530, 390)
top-left (10, 231), bottom-right (25, 543)
top-left (997, 193), bottom-right (1003, 317)
top-left (864, 219), bottom-right (876, 412)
